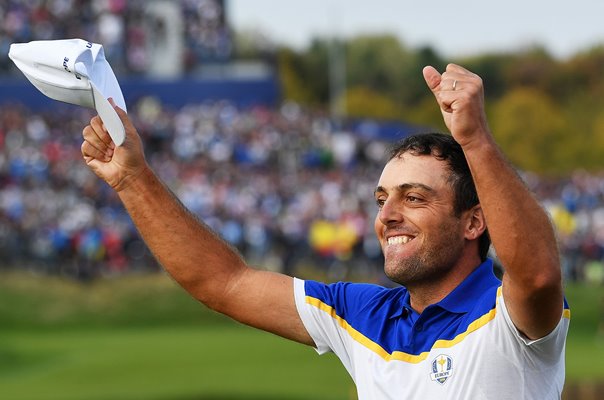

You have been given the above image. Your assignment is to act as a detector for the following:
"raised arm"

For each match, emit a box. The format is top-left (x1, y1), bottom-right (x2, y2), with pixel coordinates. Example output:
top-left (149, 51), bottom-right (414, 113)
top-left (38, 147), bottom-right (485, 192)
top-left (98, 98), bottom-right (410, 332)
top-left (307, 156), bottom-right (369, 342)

top-left (423, 64), bottom-right (563, 340)
top-left (81, 102), bottom-right (313, 346)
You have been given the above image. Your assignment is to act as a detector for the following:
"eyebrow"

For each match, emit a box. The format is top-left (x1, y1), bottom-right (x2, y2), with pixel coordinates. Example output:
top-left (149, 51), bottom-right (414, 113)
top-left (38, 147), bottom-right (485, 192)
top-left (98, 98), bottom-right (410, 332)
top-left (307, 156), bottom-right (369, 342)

top-left (374, 183), bottom-right (436, 196)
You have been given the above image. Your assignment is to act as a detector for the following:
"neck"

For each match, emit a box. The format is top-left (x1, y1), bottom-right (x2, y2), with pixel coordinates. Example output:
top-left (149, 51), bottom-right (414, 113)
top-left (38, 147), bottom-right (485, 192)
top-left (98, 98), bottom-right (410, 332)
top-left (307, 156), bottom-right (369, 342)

top-left (407, 254), bottom-right (482, 314)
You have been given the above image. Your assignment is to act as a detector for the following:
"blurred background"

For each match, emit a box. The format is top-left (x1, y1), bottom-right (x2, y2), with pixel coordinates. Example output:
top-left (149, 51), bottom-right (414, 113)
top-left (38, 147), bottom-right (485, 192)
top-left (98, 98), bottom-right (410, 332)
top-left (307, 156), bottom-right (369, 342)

top-left (0, 1), bottom-right (603, 399)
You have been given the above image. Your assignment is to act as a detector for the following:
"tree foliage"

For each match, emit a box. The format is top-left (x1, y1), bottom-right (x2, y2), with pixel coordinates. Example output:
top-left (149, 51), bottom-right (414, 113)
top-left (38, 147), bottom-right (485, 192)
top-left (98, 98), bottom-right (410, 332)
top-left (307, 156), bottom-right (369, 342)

top-left (491, 88), bottom-right (569, 173)
top-left (276, 35), bottom-right (604, 173)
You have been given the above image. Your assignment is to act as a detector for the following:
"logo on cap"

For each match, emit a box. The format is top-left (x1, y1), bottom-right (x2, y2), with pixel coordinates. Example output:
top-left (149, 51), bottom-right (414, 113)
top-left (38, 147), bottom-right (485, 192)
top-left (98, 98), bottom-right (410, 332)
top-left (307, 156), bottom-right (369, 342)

top-left (63, 57), bottom-right (71, 73)
top-left (63, 56), bottom-right (81, 80)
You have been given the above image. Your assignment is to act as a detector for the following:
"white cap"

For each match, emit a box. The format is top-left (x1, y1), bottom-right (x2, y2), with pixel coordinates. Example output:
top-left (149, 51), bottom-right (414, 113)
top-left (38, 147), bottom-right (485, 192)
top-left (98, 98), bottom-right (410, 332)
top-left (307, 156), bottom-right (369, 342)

top-left (8, 38), bottom-right (127, 146)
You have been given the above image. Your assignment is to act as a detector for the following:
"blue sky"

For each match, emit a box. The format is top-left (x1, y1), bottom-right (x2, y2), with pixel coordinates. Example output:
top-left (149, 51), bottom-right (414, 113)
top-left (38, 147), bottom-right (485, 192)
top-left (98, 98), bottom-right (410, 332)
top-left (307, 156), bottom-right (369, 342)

top-left (228, 0), bottom-right (604, 59)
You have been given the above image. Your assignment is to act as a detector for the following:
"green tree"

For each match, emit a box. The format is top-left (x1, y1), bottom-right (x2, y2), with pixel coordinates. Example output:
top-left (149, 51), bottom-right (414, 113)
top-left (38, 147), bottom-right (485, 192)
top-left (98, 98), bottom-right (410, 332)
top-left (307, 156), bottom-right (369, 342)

top-left (551, 45), bottom-right (604, 100)
top-left (345, 36), bottom-right (444, 108)
top-left (274, 32), bottom-right (604, 173)
top-left (277, 34), bottom-right (447, 115)
top-left (345, 35), bottom-right (408, 97)
top-left (277, 40), bottom-right (331, 105)
top-left (277, 48), bottom-right (315, 104)
top-left (491, 88), bottom-right (571, 174)
top-left (458, 53), bottom-right (515, 99)
top-left (343, 86), bottom-right (401, 120)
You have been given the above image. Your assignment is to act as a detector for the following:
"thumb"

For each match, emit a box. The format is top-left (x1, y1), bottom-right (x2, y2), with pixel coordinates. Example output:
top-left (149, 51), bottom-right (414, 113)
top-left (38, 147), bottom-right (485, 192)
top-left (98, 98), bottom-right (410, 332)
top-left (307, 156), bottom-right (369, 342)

top-left (108, 97), bottom-right (125, 118)
top-left (108, 97), bottom-right (135, 134)
top-left (422, 66), bottom-right (442, 94)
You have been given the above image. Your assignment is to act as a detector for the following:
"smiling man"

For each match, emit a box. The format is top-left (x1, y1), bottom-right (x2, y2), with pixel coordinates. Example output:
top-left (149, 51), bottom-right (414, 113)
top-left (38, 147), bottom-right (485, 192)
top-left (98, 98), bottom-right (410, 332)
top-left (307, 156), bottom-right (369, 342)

top-left (374, 137), bottom-right (488, 309)
top-left (81, 63), bottom-right (569, 399)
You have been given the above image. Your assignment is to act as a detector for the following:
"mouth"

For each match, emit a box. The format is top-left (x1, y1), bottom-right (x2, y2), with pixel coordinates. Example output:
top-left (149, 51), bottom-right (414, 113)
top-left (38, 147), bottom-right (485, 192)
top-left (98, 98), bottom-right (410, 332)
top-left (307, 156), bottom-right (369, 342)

top-left (386, 235), bottom-right (415, 246)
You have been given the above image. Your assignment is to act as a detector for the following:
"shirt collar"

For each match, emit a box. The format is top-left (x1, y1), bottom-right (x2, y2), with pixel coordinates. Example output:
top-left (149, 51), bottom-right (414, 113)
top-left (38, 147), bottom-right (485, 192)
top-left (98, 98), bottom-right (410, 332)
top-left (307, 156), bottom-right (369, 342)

top-left (390, 258), bottom-right (500, 318)
top-left (390, 288), bottom-right (413, 319)
top-left (435, 259), bottom-right (501, 314)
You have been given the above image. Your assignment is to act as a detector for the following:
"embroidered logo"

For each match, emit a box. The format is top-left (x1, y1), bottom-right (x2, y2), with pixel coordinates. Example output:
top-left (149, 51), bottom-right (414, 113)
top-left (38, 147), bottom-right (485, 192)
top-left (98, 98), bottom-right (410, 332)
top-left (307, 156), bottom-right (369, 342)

top-left (430, 354), bottom-right (453, 385)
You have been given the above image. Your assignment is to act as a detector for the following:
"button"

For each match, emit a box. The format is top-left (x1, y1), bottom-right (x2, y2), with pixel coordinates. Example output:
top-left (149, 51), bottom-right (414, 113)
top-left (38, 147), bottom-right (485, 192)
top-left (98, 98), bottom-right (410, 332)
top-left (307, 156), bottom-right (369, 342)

top-left (415, 324), bottom-right (423, 332)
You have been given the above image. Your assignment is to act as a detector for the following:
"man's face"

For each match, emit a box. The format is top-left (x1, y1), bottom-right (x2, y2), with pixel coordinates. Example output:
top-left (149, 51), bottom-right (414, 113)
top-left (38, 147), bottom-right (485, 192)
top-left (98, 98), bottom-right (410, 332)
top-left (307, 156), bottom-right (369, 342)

top-left (373, 153), bottom-right (467, 287)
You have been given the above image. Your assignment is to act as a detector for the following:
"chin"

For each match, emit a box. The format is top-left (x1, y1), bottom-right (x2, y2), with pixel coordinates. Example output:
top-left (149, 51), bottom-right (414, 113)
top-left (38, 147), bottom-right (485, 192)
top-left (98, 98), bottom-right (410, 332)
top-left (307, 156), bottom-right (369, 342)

top-left (383, 259), bottom-right (421, 286)
top-left (384, 253), bottom-right (454, 288)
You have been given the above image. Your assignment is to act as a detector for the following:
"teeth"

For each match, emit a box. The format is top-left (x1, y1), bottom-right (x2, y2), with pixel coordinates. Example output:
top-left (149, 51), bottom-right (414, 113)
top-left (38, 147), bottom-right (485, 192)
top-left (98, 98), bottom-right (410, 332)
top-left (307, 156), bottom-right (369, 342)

top-left (387, 236), bottom-right (412, 245)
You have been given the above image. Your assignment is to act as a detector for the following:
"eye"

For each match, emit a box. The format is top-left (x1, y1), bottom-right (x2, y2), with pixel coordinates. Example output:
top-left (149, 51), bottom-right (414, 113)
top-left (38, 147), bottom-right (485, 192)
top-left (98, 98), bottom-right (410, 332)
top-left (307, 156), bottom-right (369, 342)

top-left (375, 197), bottom-right (386, 208)
top-left (405, 195), bottom-right (423, 203)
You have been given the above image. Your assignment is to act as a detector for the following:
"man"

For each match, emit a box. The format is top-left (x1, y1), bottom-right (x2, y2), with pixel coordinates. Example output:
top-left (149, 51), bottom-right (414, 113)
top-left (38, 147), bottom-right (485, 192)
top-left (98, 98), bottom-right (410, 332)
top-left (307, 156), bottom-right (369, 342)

top-left (81, 64), bottom-right (569, 399)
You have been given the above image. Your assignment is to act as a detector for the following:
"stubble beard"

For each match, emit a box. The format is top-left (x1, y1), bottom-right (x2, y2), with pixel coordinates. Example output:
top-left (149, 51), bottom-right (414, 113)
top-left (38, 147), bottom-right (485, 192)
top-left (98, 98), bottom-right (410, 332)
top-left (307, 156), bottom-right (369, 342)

top-left (384, 223), bottom-right (465, 288)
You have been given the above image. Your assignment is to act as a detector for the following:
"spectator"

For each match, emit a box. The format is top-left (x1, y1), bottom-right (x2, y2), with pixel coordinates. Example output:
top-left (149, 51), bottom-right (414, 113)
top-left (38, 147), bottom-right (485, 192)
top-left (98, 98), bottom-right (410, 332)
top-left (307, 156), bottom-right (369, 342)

top-left (1, 99), bottom-right (604, 284)
top-left (0, 0), bottom-right (231, 75)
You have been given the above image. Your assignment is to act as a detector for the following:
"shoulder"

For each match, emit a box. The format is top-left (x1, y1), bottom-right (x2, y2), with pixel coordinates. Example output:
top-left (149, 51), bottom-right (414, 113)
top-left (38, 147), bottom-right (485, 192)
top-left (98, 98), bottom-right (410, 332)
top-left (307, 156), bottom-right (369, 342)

top-left (300, 279), bottom-right (406, 318)
top-left (295, 279), bottom-right (409, 355)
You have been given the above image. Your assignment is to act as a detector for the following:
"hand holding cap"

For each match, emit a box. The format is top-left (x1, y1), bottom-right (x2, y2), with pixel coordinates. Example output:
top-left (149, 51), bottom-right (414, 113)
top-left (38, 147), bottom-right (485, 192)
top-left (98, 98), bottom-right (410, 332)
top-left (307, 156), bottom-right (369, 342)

top-left (8, 38), bottom-right (127, 146)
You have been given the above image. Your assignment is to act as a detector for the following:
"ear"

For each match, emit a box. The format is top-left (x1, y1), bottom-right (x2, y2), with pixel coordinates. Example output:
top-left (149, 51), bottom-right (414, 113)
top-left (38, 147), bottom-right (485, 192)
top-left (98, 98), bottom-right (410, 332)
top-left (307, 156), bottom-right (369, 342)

top-left (463, 205), bottom-right (487, 241)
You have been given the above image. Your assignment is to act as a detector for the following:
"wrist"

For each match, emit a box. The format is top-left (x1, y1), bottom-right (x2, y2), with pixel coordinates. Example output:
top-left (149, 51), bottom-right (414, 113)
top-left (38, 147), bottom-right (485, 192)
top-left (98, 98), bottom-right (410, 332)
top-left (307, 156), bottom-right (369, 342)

top-left (115, 163), bottom-right (155, 194)
top-left (457, 129), bottom-right (495, 154)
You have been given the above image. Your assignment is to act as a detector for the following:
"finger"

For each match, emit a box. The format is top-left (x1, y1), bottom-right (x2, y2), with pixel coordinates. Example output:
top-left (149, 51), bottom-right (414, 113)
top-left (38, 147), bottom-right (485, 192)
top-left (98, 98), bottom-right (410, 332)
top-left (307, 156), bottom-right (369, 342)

top-left (441, 71), bottom-right (467, 92)
top-left (445, 63), bottom-right (473, 76)
top-left (108, 97), bottom-right (136, 137)
top-left (423, 66), bottom-right (460, 102)
top-left (422, 66), bottom-right (442, 93)
top-left (424, 66), bottom-right (458, 113)
top-left (438, 77), bottom-right (460, 92)
top-left (442, 63), bottom-right (482, 88)
top-left (89, 115), bottom-right (114, 148)
top-left (83, 124), bottom-right (114, 160)
top-left (81, 136), bottom-right (112, 162)
top-left (439, 72), bottom-right (483, 100)
top-left (87, 118), bottom-right (111, 150)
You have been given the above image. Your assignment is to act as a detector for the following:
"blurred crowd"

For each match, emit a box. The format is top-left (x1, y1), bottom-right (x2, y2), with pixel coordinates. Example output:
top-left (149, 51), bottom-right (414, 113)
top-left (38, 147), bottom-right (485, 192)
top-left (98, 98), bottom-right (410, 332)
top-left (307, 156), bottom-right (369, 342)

top-left (0, 0), bottom-right (231, 75)
top-left (530, 172), bottom-right (604, 285)
top-left (1, 98), bottom-right (604, 284)
top-left (0, 99), bottom-right (386, 281)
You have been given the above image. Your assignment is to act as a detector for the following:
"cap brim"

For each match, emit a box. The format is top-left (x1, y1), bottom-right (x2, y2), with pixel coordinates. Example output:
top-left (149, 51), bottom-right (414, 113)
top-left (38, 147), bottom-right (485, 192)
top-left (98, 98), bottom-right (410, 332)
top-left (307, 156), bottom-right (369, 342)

top-left (91, 82), bottom-right (125, 146)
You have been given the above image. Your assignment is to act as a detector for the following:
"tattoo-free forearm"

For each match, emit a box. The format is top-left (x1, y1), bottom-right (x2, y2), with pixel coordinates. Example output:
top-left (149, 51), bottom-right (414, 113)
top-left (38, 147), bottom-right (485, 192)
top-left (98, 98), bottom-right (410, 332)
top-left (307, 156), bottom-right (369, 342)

top-left (117, 166), bottom-right (247, 310)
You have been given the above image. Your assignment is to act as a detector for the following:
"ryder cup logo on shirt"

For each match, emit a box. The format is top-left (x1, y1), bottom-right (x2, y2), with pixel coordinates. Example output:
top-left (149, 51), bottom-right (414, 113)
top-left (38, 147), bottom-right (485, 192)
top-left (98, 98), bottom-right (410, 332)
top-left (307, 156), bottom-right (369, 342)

top-left (430, 354), bottom-right (454, 384)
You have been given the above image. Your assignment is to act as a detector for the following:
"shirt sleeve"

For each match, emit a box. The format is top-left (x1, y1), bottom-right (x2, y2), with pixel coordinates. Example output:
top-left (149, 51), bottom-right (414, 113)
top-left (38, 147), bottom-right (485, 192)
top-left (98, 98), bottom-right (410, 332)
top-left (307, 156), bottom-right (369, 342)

top-left (293, 277), bottom-right (350, 357)
top-left (496, 289), bottom-right (570, 364)
top-left (294, 276), bottom-right (399, 375)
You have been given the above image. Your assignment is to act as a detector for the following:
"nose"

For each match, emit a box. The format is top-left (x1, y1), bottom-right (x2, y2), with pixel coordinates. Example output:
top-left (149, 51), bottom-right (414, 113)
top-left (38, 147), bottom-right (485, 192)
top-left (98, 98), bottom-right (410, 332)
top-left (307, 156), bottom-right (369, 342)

top-left (378, 198), bottom-right (404, 226)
